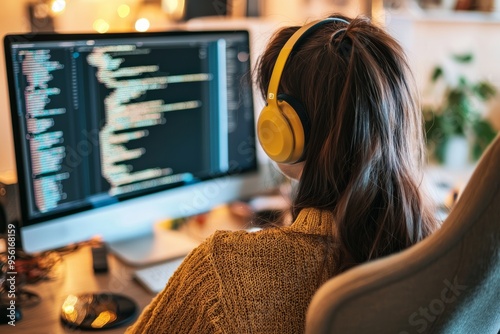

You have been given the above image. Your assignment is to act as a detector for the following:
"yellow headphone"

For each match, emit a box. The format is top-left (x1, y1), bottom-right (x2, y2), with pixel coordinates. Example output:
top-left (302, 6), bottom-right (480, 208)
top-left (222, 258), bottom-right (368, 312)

top-left (257, 17), bottom-right (349, 164)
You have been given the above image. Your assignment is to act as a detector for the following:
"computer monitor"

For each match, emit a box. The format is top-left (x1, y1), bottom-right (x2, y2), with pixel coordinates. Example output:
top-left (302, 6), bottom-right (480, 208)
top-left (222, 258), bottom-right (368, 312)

top-left (4, 30), bottom-right (267, 263)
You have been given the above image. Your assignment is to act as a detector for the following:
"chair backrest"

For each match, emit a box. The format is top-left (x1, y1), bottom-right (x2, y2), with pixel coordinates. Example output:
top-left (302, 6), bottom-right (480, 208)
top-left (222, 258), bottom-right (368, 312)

top-left (306, 135), bottom-right (500, 334)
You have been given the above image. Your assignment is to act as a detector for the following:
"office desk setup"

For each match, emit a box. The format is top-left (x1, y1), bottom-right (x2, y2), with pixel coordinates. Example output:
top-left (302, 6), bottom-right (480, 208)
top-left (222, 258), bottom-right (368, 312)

top-left (1, 161), bottom-right (475, 333)
top-left (0, 29), bottom-right (274, 332)
top-left (0, 20), bottom-right (489, 333)
top-left (9, 244), bottom-right (150, 334)
top-left (3, 203), bottom-right (267, 333)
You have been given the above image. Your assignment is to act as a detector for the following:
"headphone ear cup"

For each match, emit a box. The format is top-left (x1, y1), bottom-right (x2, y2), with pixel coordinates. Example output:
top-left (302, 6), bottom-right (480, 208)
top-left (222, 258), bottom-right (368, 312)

top-left (257, 103), bottom-right (295, 163)
top-left (257, 95), bottom-right (308, 164)
top-left (277, 94), bottom-right (310, 143)
top-left (258, 17), bottom-right (348, 164)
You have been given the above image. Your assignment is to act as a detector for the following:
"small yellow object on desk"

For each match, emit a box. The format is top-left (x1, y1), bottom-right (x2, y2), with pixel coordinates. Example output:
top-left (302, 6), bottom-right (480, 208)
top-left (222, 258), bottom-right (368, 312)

top-left (156, 217), bottom-right (189, 230)
top-left (156, 213), bottom-right (208, 231)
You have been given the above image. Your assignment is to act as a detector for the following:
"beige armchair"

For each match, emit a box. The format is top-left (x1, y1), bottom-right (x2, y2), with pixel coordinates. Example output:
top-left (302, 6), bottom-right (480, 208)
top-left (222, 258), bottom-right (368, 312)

top-left (306, 135), bottom-right (500, 334)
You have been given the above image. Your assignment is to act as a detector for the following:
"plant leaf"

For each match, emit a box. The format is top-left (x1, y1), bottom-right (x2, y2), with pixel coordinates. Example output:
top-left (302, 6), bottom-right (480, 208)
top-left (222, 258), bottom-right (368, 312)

top-left (473, 81), bottom-right (497, 100)
top-left (422, 52), bottom-right (497, 164)
top-left (431, 67), bottom-right (443, 82)
top-left (458, 76), bottom-right (468, 88)
top-left (453, 53), bottom-right (473, 63)
top-left (471, 119), bottom-right (498, 160)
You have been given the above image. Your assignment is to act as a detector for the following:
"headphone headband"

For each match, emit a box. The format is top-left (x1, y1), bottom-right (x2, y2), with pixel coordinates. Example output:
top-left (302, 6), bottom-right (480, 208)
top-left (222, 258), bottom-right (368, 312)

top-left (257, 17), bottom-right (349, 164)
top-left (266, 17), bottom-right (349, 107)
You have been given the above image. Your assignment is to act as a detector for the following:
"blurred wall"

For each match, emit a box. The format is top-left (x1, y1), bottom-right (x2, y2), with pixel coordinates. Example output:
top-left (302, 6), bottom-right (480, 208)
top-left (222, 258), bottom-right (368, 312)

top-left (0, 1), bottom-right (30, 173)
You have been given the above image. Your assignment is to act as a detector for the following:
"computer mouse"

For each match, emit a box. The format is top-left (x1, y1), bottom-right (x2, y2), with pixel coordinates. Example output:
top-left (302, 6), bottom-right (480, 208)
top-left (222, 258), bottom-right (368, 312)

top-left (60, 292), bottom-right (137, 330)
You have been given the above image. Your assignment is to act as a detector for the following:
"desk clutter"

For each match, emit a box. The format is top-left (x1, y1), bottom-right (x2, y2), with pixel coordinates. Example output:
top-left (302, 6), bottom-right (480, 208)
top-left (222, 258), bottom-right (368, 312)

top-left (0, 165), bottom-right (475, 331)
top-left (0, 240), bottom-right (77, 326)
top-left (0, 194), bottom-right (292, 331)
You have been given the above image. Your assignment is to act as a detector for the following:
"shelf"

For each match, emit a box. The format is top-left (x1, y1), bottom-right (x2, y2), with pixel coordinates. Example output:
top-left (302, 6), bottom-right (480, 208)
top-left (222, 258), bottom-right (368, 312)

top-left (388, 4), bottom-right (500, 24)
top-left (417, 8), bottom-right (500, 23)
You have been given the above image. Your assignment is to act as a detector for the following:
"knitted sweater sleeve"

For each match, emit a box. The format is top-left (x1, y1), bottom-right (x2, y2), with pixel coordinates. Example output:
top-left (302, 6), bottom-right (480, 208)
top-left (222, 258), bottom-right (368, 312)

top-left (125, 239), bottom-right (220, 334)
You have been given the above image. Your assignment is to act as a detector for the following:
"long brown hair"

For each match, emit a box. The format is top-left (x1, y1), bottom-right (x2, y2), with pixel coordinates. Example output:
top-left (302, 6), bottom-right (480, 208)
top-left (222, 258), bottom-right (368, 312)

top-left (257, 14), bottom-right (438, 270)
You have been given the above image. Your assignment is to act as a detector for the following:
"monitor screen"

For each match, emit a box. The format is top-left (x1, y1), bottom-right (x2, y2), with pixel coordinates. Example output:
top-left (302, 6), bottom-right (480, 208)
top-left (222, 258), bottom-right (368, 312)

top-left (4, 30), bottom-right (264, 255)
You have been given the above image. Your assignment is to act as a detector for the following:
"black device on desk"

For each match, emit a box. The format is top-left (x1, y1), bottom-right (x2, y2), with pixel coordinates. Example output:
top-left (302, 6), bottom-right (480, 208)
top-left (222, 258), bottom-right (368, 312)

top-left (4, 29), bottom-right (263, 330)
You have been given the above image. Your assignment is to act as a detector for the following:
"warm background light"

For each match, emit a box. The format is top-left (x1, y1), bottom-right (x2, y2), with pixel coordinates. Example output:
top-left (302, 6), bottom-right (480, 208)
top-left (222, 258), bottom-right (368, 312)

top-left (135, 18), bottom-right (150, 32)
top-left (163, 0), bottom-right (180, 13)
top-left (51, 0), bottom-right (66, 14)
top-left (117, 4), bottom-right (130, 18)
top-left (162, 0), bottom-right (184, 21)
top-left (93, 18), bottom-right (110, 33)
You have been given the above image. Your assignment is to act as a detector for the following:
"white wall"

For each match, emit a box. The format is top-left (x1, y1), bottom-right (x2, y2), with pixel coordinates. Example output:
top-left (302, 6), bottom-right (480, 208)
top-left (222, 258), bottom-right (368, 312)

top-left (0, 1), bottom-right (30, 173)
top-left (261, 0), bottom-right (372, 23)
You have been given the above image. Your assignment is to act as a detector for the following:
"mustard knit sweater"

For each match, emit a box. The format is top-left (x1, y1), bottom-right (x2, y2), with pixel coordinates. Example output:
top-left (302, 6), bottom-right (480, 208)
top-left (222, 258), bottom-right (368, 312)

top-left (126, 208), bottom-right (339, 334)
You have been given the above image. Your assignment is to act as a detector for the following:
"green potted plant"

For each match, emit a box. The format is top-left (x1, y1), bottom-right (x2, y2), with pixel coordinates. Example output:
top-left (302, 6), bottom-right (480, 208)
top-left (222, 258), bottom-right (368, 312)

top-left (423, 53), bottom-right (497, 166)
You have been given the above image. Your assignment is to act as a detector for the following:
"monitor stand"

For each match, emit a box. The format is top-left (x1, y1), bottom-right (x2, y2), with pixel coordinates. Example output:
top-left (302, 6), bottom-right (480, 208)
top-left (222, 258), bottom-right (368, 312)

top-left (107, 228), bottom-right (200, 267)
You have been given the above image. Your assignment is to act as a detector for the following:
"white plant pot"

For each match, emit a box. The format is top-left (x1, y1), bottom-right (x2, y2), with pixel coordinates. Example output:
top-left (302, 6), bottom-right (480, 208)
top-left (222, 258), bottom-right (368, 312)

top-left (444, 135), bottom-right (470, 169)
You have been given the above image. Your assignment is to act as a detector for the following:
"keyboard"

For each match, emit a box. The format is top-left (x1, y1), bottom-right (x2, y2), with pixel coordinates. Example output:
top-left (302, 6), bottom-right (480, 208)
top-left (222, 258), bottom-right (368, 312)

top-left (133, 257), bottom-right (186, 294)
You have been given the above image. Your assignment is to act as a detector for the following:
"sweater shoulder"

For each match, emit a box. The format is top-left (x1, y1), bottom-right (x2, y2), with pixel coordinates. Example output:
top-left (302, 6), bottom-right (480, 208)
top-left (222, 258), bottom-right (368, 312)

top-left (203, 228), bottom-right (336, 333)
top-left (208, 227), bottom-right (328, 255)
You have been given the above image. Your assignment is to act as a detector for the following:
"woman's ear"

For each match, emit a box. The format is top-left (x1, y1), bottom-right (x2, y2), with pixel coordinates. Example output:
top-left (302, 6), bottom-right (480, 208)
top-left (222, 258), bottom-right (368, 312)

top-left (276, 161), bottom-right (305, 180)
